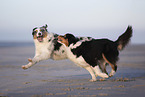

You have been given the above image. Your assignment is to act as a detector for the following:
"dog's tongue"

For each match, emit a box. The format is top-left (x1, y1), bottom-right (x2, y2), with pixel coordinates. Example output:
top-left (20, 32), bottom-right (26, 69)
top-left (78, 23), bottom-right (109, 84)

top-left (37, 37), bottom-right (43, 42)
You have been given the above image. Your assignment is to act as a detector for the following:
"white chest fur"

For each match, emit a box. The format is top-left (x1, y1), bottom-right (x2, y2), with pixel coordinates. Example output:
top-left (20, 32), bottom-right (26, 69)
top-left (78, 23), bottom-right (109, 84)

top-left (66, 43), bottom-right (90, 68)
top-left (34, 33), bottom-right (54, 56)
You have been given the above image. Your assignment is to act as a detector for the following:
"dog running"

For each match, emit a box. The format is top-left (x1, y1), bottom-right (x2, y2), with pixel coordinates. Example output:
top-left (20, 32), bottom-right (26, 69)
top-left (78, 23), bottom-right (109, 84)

top-left (58, 26), bottom-right (133, 81)
top-left (22, 24), bottom-right (92, 69)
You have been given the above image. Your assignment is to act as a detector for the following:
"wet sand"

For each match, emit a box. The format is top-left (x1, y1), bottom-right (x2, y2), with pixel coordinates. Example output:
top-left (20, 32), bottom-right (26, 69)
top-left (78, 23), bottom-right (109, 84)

top-left (0, 44), bottom-right (145, 97)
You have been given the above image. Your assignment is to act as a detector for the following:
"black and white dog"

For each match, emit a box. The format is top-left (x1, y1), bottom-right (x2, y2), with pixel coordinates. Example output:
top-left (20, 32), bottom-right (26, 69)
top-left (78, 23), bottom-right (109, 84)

top-left (22, 24), bottom-right (92, 69)
top-left (58, 26), bottom-right (132, 81)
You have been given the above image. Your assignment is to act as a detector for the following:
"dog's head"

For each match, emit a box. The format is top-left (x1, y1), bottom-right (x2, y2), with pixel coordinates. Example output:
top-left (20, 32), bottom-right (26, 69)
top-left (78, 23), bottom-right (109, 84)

top-left (58, 33), bottom-right (77, 47)
top-left (32, 24), bottom-right (48, 42)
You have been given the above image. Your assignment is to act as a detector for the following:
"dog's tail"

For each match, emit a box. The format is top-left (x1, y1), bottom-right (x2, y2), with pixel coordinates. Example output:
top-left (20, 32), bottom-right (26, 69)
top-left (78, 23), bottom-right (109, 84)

top-left (115, 26), bottom-right (133, 51)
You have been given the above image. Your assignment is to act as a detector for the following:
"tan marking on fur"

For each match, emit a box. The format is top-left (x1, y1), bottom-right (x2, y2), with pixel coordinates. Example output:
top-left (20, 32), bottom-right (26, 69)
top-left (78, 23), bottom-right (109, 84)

top-left (33, 34), bottom-right (37, 39)
top-left (35, 29), bottom-right (38, 32)
top-left (102, 53), bottom-right (116, 71)
top-left (43, 31), bottom-right (48, 38)
top-left (118, 44), bottom-right (123, 50)
top-left (58, 36), bottom-right (69, 46)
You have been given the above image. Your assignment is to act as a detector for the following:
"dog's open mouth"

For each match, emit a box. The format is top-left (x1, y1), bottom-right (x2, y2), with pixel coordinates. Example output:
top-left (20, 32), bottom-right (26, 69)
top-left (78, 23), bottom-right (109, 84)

top-left (37, 36), bottom-right (43, 42)
top-left (58, 38), bottom-right (62, 42)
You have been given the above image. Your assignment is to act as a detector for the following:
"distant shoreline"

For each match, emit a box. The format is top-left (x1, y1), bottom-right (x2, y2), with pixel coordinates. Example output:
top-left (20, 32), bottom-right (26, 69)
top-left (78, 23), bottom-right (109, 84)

top-left (0, 41), bottom-right (144, 48)
top-left (0, 42), bottom-right (34, 47)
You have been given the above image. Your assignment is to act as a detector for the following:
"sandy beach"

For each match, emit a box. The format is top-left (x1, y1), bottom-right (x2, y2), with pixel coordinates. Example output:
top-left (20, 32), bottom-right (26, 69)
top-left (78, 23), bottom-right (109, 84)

top-left (0, 43), bottom-right (145, 97)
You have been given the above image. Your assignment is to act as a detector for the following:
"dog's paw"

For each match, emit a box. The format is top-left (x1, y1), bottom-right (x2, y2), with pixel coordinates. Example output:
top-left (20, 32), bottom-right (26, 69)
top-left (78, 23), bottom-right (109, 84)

top-left (99, 73), bottom-right (109, 78)
top-left (109, 75), bottom-right (113, 77)
top-left (89, 79), bottom-right (97, 82)
top-left (28, 58), bottom-right (32, 62)
top-left (22, 65), bottom-right (28, 70)
top-left (109, 70), bottom-right (116, 77)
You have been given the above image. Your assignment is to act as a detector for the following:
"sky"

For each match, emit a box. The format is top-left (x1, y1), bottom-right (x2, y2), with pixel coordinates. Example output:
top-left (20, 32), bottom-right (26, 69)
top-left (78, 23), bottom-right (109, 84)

top-left (0, 0), bottom-right (145, 44)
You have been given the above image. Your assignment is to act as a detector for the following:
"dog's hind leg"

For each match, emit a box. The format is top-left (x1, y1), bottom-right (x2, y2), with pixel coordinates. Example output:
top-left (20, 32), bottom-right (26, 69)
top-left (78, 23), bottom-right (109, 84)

top-left (102, 53), bottom-right (117, 77)
top-left (93, 65), bottom-right (109, 78)
top-left (84, 66), bottom-right (97, 82)
top-left (98, 61), bottom-right (108, 75)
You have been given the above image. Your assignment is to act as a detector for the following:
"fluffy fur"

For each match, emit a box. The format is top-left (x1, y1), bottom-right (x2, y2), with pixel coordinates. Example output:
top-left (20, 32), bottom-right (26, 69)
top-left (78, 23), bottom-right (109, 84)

top-left (22, 24), bottom-right (92, 69)
top-left (58, 26), bottom-right (133, 81)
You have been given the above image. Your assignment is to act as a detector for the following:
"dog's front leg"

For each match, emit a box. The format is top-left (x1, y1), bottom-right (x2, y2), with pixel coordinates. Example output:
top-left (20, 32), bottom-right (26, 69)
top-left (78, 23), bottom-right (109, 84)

top-left (85, 66), bottom-right (97, 82)
top-left (22, 60), bottom-right (33, 70)
top-left (22, 52), bottom-right (51, 70)
top-left (22, 55), bottom-right (40, 70)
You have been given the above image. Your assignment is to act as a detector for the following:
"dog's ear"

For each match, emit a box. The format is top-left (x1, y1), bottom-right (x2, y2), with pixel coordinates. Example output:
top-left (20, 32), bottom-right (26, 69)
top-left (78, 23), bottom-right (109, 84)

top-left (42, 24), bottom-right (48, 32)
top-left (32, 32), bottom-right (34, 36)
top-left (43, 24), bottom-right (48, 29)
top-left (32, 27), bottom-right (37, 35)
top-left (65, 33), bottom-right (78, 45)
top-left (33, 27), bottom-right (37, 31)
top-left (45, 24), bottom-right (48, 28)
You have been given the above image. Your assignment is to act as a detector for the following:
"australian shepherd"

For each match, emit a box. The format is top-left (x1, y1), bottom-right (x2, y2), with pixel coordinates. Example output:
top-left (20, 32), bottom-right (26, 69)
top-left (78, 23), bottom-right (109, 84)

top-left (58, 26), bottom-right (133, 81)
top-left (22, 24), bottom-right (92, 69)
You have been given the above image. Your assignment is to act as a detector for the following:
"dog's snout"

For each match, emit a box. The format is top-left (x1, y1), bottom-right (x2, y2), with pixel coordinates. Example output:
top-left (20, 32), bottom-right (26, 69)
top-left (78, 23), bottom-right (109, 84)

top-left (38, 33), bottom-right (42, 35)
